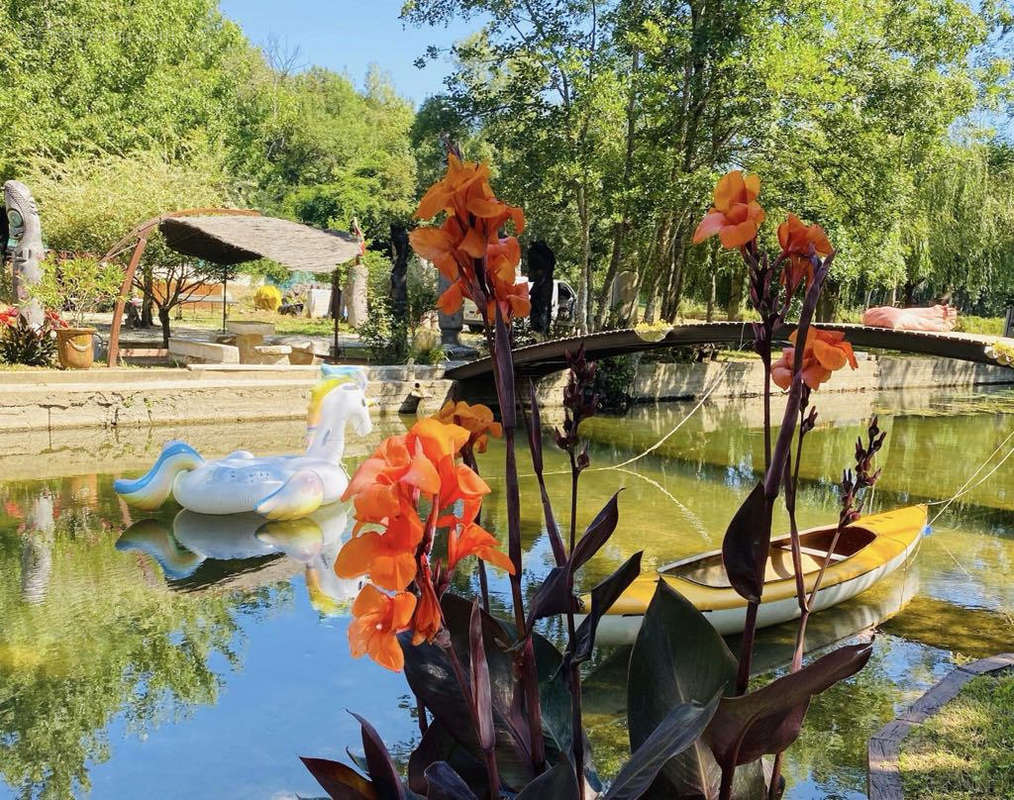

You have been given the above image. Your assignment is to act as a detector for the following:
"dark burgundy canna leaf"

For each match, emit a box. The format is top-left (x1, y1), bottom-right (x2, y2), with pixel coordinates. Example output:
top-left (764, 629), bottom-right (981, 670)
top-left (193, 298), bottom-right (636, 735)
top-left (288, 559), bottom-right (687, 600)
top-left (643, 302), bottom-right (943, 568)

top-left (492, 305), bottom-right (522, 576)
top-left (628, 581), bottom-right (737, 798)
top-left (402, 597), bottom-right (536, 790)
top-left (299, 756), bottom-right (377, 800)
top-left (721, 482), bottom-right (772, 603)
top-left (515, 761), bottom-right (580, 799)
top-left (350, 713), bottom-right (406, 800)
top-left (602, 693), bottom-right (721, 800)
top-left (527, 565), bottom-right (573, 622)
top-left (572, 552), bottom-right (642, 664)
top-left (704, 641), bottom-right (873, 769)
top-left (526, 378), bottom-right (566, 566)
top-left (423, 762), bottom-right (479, 800)
top-left (570, 492), bottom-right (621, 571)
top-left (469, 600), bottom-right (496, 752)
top-left (408, 721), bottom-right (486, 795)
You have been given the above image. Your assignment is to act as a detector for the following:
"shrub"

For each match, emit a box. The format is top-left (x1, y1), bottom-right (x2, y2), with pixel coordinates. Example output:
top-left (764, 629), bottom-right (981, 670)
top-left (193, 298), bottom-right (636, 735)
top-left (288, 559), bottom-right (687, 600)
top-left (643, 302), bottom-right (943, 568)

top-left (253, 284), bottom-right (283, 311)
top-left (0, 307), bottom-right (65, 366)
top-left (35, 255), bottom-right (123, 327)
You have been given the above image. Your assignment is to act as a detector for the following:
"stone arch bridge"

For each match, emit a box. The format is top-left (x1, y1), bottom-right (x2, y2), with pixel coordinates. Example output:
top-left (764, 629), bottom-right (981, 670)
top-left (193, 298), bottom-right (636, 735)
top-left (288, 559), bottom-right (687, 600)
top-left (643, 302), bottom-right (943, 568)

top-left (446, 321), bottom-right (1014, 384)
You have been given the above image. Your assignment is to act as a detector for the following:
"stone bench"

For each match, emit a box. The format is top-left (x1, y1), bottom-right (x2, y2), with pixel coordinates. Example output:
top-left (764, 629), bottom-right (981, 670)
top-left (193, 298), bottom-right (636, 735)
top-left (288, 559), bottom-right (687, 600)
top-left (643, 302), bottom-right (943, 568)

top-left (251, 344), bottom-right (292, 365)
top-left (168, 338), bottom-right (240, 364)
top-left (288, 340), bottom-right (329, 365)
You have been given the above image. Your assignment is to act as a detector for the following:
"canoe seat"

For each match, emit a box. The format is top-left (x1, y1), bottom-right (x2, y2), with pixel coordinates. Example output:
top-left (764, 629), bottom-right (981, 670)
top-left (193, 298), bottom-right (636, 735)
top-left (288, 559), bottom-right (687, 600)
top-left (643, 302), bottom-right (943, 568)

top-left (774, 543), bottom-right (848, 562)
top-left (675, 546), bottom-right (846, 588)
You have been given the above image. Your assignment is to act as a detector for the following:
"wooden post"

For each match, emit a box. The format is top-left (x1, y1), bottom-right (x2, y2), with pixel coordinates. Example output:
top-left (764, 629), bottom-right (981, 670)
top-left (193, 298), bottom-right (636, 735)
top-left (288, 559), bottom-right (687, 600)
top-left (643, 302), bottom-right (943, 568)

top-left (107, 236), bottom-right (149, 367)
top-left (331, 267), bottom-right (341, 361)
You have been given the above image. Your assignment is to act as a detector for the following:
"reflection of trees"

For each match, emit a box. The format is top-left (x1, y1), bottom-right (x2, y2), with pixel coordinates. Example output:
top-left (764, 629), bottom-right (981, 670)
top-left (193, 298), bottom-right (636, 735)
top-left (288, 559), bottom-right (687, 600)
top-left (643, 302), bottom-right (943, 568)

top-left (0, 479), bottom-right (262, 800)
top-left (780, 640), bottom-right (947, 796)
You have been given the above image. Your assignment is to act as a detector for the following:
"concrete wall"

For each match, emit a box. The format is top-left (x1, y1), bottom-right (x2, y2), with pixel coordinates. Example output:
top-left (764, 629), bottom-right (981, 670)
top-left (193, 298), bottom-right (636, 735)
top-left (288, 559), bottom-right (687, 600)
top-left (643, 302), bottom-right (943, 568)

top-left (2, 354), bottom-right (1009, 437)
top-left (624, 354), bottom-right (1014, 403)
top-left (0, 364), bottom-right (454, 433)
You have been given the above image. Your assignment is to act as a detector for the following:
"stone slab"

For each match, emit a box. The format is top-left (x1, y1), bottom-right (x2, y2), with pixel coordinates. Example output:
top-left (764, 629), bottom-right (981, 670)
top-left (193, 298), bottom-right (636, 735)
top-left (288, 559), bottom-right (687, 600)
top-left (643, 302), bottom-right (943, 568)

top-left (867, 652), bottom-right (1014, 800)
top-left (168, 338), bottom-right (240, 364)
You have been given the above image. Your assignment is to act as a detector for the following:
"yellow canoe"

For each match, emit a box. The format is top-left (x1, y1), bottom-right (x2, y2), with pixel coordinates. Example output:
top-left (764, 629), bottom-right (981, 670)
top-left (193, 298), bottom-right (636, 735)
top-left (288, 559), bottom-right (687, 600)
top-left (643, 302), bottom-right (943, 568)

top-left (583, 504), bottom-right (927, 644)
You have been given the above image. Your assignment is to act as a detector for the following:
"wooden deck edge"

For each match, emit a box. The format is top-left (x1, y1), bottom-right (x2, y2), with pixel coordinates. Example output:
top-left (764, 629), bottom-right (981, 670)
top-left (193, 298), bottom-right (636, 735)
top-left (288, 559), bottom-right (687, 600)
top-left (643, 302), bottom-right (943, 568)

top-left (867, 652), bottom-right (1014, 800)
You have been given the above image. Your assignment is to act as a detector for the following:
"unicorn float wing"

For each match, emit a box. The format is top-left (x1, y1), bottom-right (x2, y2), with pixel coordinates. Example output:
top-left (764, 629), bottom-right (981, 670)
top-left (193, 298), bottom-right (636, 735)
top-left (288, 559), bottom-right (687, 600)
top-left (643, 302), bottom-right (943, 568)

top-left (114, 367), bottom-right (372, 519)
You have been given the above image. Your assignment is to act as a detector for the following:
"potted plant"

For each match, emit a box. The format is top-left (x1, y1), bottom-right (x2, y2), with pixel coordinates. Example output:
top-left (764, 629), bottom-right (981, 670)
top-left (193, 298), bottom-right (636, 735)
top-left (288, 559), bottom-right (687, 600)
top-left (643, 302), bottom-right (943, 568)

top-left (37, 255), bottom-right (122, 369)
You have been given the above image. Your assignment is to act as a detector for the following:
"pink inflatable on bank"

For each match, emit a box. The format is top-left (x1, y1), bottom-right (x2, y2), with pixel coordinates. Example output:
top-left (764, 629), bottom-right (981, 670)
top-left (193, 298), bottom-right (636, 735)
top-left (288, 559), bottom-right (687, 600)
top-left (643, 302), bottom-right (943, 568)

top-left (862, 304), bottom-right (958, 332)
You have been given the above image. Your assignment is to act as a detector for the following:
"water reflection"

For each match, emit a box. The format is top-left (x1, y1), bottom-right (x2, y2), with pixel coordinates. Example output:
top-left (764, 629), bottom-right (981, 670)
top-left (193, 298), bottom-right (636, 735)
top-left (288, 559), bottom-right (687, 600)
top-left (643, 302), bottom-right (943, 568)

top-left (0, 386), bottom-right (1012, 799)
top-left (116, 503), bottom-right (365, 614)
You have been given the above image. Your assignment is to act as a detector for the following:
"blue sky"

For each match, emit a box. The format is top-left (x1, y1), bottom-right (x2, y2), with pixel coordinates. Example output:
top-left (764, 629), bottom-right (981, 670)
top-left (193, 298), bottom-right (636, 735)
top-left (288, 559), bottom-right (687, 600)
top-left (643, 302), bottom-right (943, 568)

top-left (218, 0), bottom-right (481, 105)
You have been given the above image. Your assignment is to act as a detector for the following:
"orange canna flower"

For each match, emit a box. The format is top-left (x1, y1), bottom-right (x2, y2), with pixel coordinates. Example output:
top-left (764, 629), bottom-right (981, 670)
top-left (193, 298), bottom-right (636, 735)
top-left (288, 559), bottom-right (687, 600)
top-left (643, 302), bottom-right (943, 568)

top-left (410, 154), bottom-right (528, 325)
top-left (342, 435), bottom-right (439, 505)
top-left (348, 584), bottom-right (417, 671)
top-left (777, 214), bottom-right (833, 291)
top-left (435, 401), bottom-right (503, 453)
top-left (771, 329), bottom-right (858, 391)
top-left (407, 418), bottom-right (470, 466)
top-left (411, 573), bottom-right (443, 645)
top-left (447, 522), bottom-right (515, 575)
top-left (335, 509), bottom-right (424, 591)
top-left (692, 170), bottom-right (766, 249)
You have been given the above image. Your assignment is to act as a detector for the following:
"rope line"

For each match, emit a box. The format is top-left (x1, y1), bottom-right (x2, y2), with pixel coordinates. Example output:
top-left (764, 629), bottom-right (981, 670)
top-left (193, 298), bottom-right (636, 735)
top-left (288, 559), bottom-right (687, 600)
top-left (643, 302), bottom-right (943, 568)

top-left (927, 425), bottom-right (1014, 525)
top-left (587, 361), bottom-right (731, 474)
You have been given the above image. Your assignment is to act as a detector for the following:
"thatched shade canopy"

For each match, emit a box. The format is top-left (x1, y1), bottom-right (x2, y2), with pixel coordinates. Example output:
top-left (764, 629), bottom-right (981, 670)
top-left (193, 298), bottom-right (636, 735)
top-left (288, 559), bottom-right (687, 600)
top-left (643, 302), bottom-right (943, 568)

top-left (159, 215), bottom-right (362, 272)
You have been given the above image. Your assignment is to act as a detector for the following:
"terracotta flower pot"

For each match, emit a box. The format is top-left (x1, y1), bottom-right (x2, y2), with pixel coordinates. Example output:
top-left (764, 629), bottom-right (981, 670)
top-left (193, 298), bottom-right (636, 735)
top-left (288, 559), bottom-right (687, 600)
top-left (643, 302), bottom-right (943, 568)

top-left (56, 327), bottom-right (95, 369)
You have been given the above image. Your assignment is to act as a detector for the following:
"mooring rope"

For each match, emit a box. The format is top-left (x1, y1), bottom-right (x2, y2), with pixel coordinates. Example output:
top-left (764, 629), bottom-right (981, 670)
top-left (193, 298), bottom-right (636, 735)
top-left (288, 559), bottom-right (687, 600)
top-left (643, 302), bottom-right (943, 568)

top-left (517, 360), bottom-right (732, 479)
top-left (927, 425), bottom-right (1014, 525)
top-left (587, 361), bottom-right (732, 473)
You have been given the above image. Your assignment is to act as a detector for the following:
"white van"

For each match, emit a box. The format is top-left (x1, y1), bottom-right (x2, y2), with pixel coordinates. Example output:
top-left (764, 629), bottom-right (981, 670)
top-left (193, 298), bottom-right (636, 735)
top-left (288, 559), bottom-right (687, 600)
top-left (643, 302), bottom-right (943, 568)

top-left (461, 277), bottom-right (578, 332)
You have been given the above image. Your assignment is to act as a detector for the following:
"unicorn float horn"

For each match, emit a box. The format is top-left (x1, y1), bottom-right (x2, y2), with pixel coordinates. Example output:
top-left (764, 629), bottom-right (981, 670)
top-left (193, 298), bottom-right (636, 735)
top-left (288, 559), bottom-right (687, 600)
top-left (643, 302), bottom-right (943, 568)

top-left (114, 441), bottom-right (204, 510)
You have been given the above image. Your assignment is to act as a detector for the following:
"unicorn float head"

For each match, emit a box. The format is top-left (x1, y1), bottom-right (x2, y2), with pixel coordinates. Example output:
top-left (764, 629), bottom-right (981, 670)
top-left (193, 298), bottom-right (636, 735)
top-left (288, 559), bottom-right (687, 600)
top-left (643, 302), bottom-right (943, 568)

top-left (115, 366), bottom-right (373, 519)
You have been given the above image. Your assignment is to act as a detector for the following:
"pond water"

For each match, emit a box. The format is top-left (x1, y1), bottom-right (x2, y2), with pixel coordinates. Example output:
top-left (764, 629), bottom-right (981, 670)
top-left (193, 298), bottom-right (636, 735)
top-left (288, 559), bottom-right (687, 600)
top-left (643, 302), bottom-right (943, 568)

top-left (1, 385), bottom-right (1012, 799)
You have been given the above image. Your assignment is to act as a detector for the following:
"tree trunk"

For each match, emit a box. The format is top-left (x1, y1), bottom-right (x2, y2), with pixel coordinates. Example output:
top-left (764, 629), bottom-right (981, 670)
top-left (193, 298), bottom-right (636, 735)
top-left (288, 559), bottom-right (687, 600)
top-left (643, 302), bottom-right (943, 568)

top-left (158, 306), bottom-right (171, 348)
top-left (643, 271), bottom-right (660, 324)
top-left (727, 266), bottom-right (745, 320)
top-left (706, 240), bottom-right (718, 321)
top-left (141, 267), bottom-right (154, 328)
top-left (665, 237), bottom-right (691, 323)
top-left (593, 50), bottom-right (639, 330)
top-left (816, 280), bottom-right (839, 322)
top-left (576, 183), bottom-right (591, 333)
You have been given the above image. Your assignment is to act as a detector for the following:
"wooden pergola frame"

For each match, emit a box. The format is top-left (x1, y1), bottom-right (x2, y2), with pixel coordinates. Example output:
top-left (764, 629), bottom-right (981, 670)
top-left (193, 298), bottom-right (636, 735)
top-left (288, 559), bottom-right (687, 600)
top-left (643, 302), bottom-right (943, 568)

top-left (103, 207), bottom-right (260, 367)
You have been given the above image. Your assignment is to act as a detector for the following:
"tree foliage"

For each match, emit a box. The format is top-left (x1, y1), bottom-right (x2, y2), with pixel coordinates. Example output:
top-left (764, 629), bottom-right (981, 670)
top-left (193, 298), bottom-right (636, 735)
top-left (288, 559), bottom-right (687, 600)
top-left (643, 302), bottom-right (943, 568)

top-left (404, 0), bottom-right (1014, 323)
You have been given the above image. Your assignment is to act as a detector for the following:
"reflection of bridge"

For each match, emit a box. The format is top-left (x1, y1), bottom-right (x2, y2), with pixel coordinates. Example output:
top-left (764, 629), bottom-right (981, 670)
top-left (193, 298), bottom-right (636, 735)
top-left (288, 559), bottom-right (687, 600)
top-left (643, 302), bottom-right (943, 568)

top-left (446, 321), bottom-right (1012, 381)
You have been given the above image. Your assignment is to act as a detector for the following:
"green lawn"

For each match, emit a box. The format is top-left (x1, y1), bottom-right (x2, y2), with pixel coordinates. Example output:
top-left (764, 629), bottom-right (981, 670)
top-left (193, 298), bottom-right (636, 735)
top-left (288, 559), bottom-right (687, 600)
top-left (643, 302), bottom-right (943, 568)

top-left (899, 669), bottom-right (1014, 800)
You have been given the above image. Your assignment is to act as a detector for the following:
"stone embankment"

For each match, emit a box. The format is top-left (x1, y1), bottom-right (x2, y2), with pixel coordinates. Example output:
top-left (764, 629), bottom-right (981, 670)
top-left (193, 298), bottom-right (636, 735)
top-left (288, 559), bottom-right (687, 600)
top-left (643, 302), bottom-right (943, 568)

top-left (0, 364), bottom-right (454, 432)
top-left (1, 354), bottom-right (1011, 437)
top-left (536, 353), bottom-right (1014, 405)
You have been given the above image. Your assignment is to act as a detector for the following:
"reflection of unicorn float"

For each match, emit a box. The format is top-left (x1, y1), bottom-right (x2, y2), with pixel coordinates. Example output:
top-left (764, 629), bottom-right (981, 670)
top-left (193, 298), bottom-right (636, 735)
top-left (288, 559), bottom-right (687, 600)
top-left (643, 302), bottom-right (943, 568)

top-left (114, 367), bottom-right (371, 519)
top-left (116, 501), bottom-right (364, 611)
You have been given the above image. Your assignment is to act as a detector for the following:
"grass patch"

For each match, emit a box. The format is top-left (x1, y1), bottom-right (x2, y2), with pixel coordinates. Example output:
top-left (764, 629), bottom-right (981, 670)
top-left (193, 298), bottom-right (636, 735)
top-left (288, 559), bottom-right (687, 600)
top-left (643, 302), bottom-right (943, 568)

top-left (899, 669), bottom-right (1014, 800)
top-left (173, 308), bottom-right (351, 336)
top-left (954, 315), bottom-right (1004, 335)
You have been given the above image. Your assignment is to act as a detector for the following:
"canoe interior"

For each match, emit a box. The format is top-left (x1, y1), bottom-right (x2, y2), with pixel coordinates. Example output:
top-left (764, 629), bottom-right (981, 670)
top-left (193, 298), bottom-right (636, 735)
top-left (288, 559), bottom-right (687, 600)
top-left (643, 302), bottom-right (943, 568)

top-left (667, 526), bottom-right (877, 589)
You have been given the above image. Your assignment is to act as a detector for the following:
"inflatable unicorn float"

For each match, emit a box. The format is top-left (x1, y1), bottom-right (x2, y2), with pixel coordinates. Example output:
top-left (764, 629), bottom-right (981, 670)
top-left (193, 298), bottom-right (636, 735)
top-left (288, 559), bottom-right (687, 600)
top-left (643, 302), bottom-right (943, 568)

top-left (114, 366), bottom-right (372, 520)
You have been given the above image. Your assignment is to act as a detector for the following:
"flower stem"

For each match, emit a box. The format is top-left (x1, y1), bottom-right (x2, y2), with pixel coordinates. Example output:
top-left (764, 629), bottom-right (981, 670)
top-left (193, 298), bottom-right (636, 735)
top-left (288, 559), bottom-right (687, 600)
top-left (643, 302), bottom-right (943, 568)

top-left (440, 636), bottom-right (501, 798)
top-left (567, 451), bottom-right (585, 799)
